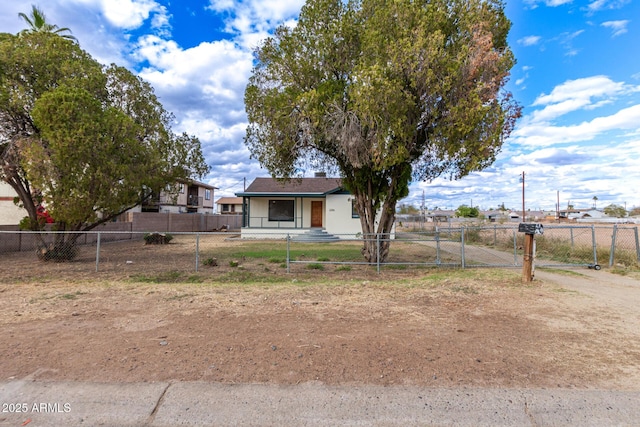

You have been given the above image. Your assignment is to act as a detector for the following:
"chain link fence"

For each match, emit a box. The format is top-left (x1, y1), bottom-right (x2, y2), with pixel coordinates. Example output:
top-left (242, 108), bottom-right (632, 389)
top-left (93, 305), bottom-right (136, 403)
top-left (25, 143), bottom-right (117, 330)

top-left (1, 225), bottom-right (638, 279)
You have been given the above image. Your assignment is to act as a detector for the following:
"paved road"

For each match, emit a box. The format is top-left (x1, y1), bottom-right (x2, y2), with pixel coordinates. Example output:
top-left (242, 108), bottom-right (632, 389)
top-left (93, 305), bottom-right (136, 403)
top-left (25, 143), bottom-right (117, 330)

top-left (2, 379), bottom-right (640, 426)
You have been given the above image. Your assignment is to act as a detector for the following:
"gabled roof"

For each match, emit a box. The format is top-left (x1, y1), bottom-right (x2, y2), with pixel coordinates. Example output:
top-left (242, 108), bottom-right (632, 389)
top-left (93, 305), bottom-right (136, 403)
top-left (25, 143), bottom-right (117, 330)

top-left (237, 177), bottom-right (345, 197)
top-left (216, 197), bottom-right (243, 205)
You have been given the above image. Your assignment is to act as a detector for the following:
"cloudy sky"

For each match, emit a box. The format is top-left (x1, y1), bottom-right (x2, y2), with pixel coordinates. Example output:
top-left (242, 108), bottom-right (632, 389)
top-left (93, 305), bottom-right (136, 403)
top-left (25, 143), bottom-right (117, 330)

top-left (1, 0), bottom-right (639, 212)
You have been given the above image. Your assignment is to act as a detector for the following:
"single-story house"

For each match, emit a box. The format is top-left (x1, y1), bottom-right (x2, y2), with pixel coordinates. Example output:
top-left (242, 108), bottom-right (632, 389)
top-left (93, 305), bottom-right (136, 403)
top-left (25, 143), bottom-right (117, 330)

top-left (139, 179), bottom-right (217, 214)
top-left (236, 176), bottom-right (380, 239)
top-left (216, 197), bottom-right (243, 215)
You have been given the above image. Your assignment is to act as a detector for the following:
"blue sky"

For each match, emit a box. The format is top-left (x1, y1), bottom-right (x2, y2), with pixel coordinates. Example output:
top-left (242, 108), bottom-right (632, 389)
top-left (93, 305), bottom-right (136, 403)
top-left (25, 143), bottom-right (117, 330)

top-left (1, 0), bottom-right (639, 212)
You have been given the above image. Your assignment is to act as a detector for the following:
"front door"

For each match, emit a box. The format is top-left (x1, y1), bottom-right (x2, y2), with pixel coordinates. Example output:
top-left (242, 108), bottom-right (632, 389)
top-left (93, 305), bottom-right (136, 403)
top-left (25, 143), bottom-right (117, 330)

top-left (311, 201), bottom-right (323, 228)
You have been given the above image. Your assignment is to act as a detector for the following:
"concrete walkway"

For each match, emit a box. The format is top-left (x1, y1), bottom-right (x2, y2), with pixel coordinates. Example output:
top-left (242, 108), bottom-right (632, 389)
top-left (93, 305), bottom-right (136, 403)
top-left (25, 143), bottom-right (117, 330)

top-left (1, 380), bottom-right (639, 426)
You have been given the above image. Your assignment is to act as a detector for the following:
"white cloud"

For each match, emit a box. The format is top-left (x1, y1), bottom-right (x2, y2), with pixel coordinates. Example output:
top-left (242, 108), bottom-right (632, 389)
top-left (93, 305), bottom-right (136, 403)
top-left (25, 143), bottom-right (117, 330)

top-left (207, 0), bottom-right (304, 40)
top-left (525, 0), bottom-right (573, 7)
top-left (587, 0), bottom-right (631, 13)
top-left (513, 103), bottom-right (640, 147)
top-left (99, 0), bottom-right (169, 31)
top-left (518, 35), bottom-right (542, 46)
top-left (529, 76), bottom-right (634, 122)
top-left (601, 20), bottom-right (629, 37)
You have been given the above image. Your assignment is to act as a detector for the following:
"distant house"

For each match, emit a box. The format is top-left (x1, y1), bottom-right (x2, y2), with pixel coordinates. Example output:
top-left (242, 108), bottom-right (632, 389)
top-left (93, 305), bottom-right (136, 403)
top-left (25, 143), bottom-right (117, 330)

top-left (236, 176), bottom-right (381, 239)
top-left (426, 209), bottom-right (454, 222)
top-left (558, 208), bottom-right (604, 221)
top-left (216, 197), bottom-right (243, 215)
top-left (139, 179), bottom-right (217, 214)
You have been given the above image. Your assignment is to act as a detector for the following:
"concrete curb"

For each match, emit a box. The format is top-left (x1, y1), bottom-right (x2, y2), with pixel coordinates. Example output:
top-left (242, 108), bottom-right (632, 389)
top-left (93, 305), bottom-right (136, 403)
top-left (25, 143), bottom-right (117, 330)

top-left (1, 380), bottom-right (639, 426)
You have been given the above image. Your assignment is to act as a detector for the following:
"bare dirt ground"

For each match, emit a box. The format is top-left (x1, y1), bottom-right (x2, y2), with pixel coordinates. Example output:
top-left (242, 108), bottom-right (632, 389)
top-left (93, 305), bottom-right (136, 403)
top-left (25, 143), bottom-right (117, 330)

top-left (1, 239), bottom-right (640, 391)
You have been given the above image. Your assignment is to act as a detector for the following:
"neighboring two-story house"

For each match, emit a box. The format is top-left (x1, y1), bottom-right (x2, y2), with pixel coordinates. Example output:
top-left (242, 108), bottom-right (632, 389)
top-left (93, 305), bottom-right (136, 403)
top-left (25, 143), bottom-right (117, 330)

top-left (138, 179), bottom-right (217, 214)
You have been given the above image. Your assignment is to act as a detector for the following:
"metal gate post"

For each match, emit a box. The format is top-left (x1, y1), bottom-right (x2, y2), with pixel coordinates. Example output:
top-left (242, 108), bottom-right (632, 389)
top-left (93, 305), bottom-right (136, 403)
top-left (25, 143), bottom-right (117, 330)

top-left (376, 233), bottom-right (381, 274)
top-left (635, 227), bottom-right (640, 263)
top-left (570, 228), bottom-right (575, 250)
top-left (513, 229), bottom-right (518, 265)
top-left (461, 227), bottom-right (466, 269)
top-left (609, 225), bottom-right (618, 267)
top-left (195, 233), bottom-right (200, 272)
top-left (591, 225), bottom-right (598, 267)
top-left (286, 234), bottom-right (291, 273)
top-left (95, 231), bottom-right (101, 273)
top-left (435, 229), bottom-right (441, 265)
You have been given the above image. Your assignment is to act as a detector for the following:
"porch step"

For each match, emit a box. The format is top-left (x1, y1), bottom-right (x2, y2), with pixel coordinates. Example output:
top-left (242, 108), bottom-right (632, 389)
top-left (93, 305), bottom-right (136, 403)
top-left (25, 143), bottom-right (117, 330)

top-left (291, 228), bottom-right (340, 242)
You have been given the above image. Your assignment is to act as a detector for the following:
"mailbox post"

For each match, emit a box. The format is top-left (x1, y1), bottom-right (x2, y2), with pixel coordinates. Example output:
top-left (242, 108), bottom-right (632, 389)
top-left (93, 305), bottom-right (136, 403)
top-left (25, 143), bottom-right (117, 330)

top-left (518, 223), bottom-right (543, 282)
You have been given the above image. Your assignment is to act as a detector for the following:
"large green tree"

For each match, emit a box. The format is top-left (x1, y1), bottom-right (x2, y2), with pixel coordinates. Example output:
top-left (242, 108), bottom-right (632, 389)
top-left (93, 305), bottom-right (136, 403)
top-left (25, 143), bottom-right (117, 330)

top-left (245, 0), bottom-right (520, 262)
top-left (0, 31), bottom-right (208, 257)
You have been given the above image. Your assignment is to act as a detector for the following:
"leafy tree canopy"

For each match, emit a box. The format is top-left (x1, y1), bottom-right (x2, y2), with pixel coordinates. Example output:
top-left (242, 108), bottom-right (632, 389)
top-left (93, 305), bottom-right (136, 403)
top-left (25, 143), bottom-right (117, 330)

top-left (397, 203), bottom-right (420, 215)
top-left (603, 204), bottom-right (627, 218)
top-left (245, 0), bottom-right (520, 262)
top-left (0, 31), bottom-right (209, 236)
top-left (455, 204), bottom-right (479, 218)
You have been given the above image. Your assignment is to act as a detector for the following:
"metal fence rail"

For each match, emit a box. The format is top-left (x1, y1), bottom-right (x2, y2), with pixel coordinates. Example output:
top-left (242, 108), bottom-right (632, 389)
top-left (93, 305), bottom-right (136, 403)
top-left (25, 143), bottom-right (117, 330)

top-left (0, 225), bottom-right (638, 278)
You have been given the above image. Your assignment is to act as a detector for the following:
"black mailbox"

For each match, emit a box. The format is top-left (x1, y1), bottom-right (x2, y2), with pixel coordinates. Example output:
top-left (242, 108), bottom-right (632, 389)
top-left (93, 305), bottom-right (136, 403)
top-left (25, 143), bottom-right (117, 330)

top-left (518, 223), bottom-right (544, 235)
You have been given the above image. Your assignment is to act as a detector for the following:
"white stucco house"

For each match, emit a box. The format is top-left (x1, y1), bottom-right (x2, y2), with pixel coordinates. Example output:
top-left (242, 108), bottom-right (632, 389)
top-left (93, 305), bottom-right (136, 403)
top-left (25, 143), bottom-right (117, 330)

top-left (236, 176), bottom-right (383, 239)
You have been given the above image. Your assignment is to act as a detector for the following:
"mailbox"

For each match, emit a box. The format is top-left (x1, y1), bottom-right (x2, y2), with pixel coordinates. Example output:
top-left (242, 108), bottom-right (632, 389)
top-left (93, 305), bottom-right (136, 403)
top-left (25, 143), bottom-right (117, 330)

top-left (518, 223), bottom-right (544, 235)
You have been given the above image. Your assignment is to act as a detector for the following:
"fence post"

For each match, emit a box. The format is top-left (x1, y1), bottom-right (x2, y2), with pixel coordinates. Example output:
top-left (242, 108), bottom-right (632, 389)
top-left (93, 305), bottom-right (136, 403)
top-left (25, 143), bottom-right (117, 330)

top-left (513, 229), bottom-right (518, 266)
top-left (493, 224), bottom-right (497, 247)
top-left (591, 225), bottom-right (598, 267)
top-left (570, 228), bottom-right (575, 250)
top-left (609, 225), bottom-right (617, 267)
top-left (435, 229), bottom-right (441, 265)
top-left (376, 233), bottom-right (381, 274)
top-left (286, 234), bottom-right (290, 273)
top-left (195, 232), bottom-right (200, 272)
top-left (95, 231), bottom-right (101, 273)
top-left (461, 227), bottom-right (466, 269)
top-left (635, 227), bottom-right (640, 263)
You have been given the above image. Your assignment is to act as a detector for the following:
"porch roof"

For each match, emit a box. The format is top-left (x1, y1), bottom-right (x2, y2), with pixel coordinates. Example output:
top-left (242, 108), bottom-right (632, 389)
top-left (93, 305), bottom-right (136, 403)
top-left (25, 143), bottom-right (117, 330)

top-left (236, 177), bottom-right (346, 197)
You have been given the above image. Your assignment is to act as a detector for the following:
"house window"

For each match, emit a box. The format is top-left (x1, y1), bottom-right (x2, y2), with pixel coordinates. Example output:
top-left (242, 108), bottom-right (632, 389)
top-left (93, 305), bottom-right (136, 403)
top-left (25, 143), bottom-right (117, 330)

top-left (269, 200), bottom-right (294, 222)
top-left (179, 183), bottom-right (185, 193)
top-left (351, 200), bottom-right (359, 218)
top-left (205, 189), bottom-right (211, 200)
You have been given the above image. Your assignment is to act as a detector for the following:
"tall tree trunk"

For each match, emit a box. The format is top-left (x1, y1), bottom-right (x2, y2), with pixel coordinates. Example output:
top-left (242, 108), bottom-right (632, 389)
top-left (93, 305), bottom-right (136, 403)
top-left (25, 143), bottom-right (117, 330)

top-left (351, 164), bottom-right (408, 264)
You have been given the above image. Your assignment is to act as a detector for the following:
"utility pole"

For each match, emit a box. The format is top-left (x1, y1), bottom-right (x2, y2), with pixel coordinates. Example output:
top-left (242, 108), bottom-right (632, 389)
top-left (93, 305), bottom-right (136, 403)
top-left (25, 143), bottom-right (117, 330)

top-left (520, 171), bottom-right (525, 222)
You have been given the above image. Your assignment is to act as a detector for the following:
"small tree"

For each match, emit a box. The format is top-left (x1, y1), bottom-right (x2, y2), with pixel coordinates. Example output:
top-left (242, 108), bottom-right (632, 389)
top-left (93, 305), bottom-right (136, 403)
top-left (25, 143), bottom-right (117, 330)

top-left (455, 204), bottom-right (479, 218)
top-left (245, 0), bottom-right (520, 263)
top-left (397, 203), bottom-right (420, 215)
top-left (603, 204), bottom-right (627, 218)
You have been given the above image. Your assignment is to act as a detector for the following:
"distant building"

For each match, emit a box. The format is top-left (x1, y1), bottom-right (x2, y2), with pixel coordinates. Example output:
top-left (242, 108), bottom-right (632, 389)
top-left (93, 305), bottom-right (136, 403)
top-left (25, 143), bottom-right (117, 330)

top-left (216, 197), bottom-right (243, 215)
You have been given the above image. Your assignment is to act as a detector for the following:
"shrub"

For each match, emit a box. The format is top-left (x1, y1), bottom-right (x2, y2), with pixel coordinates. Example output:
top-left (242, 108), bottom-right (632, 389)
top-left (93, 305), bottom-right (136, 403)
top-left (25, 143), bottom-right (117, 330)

top-left (202, 257), bottom-right (218, 267)
top-left (144, 232), bottom-right (173, 244)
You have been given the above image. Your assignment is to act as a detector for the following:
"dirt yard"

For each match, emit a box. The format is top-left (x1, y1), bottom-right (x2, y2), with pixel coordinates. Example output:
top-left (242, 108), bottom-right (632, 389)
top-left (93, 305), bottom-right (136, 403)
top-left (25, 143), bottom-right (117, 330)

top-left (2, 247), bottom-right (640, 392)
